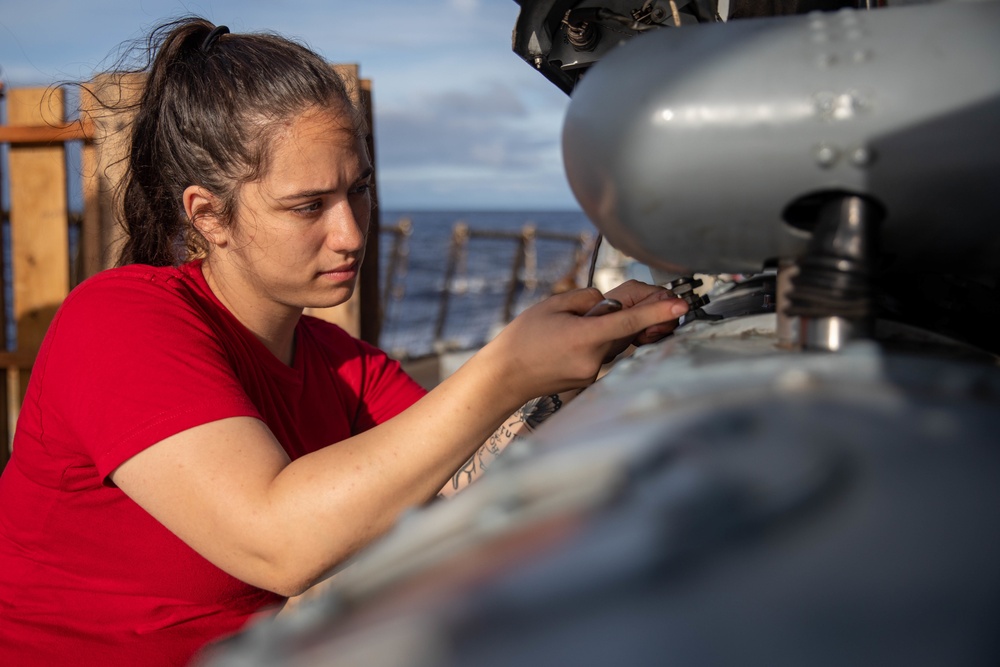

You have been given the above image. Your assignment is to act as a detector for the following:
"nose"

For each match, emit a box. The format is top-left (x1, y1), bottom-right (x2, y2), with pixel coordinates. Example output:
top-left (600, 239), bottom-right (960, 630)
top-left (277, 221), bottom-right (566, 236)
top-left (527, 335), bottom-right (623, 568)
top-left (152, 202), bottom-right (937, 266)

top-left (325, 198), bottom-right (369, 255)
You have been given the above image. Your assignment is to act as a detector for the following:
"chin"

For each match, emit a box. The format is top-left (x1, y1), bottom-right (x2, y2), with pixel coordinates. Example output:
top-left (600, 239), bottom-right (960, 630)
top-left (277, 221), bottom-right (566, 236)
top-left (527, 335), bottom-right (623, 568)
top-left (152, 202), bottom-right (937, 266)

top-left (303, 286), bottom-right (355, 310)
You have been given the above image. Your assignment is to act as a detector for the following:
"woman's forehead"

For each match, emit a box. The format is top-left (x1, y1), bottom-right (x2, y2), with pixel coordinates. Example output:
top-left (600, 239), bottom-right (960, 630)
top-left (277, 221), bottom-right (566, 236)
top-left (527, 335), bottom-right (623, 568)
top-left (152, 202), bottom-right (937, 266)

top-left (272, 106), bottom-right (360, 144)
top-left (254, 109), bottom-right (369, 194)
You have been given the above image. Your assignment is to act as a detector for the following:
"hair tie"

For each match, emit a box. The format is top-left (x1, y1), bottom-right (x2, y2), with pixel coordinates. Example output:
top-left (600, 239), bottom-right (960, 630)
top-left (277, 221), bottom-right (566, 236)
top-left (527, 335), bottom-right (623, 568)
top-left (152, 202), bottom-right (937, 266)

top-left (201, 25), bottom-right (230, 52)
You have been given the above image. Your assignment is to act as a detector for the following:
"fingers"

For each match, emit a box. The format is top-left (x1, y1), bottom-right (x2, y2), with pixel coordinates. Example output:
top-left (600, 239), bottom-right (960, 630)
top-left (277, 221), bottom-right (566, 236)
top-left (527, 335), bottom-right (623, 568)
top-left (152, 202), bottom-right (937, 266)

top-left (482, 283), bottom-right (688, 400)
top-left (597, 295), bottom-right (687, 341)
top-left (582, 284), bottom-right (688, 359)
top-left (632, 289), bottom-right (688, 344)
top-left (603, 279), bottom-right (666, 309)
top-left (550, 283), bottom-right (688, 348)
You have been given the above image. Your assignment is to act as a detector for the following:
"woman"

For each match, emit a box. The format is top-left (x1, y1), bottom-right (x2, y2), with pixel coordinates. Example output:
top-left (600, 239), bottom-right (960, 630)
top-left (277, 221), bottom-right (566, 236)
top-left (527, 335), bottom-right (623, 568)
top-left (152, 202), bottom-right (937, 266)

top-left (0, 18), bottom-right (687, 665)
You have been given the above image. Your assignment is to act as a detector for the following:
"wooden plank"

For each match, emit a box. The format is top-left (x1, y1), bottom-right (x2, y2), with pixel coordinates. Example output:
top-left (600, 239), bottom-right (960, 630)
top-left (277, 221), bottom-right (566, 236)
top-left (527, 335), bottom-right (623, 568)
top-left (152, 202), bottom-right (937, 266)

top-left (0, 119), bottom-right (94, 144)
top-left (7, 87), bottom-right (71, 417)
top-left (0, 83), bottom-right (8, 463)
top-left (358, 78), bottom-right (382, 346)
top-left (78, 139), bottom-right (102, 282)
top-left (78, 74), bottom-right (144, 270)
top-left (0, 351), bottom-right (41, 368)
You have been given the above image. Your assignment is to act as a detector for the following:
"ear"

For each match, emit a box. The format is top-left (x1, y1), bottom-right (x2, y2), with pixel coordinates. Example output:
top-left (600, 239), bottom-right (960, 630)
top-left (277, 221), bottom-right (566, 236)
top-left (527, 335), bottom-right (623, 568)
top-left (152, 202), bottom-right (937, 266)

top-left (183, 185), bottom-right (227, 248)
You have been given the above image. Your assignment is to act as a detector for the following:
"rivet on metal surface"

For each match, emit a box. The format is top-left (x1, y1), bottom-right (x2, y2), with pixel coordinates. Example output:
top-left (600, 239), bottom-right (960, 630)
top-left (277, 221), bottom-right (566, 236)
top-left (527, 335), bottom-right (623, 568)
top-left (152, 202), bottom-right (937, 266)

top-left (850, 146), bottom-right (875, 167)
top-left (814, 143), bottom-right (840, 168)
top-left (848, 89), bottom-right (872, 112)
top-left (814, 91), bottom-right (835, 114)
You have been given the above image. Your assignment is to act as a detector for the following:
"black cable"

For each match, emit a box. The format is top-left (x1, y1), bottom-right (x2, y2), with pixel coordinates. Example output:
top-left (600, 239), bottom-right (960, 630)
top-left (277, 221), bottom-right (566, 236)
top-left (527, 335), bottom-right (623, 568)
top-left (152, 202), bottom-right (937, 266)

top-left (587, 233), bottom-right (604, 288)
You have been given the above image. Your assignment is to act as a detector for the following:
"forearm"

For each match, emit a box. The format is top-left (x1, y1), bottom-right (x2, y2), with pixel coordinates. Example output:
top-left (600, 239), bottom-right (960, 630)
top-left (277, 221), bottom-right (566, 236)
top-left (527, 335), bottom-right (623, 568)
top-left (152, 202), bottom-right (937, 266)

top-left (261, 366), bottom-right (579, 589)
top-left (278, 389), bottom-right (575, 615)
top-left (439, 390), bottom-right (577, 497)
top-left (257, 347), bottom-right (531, 590)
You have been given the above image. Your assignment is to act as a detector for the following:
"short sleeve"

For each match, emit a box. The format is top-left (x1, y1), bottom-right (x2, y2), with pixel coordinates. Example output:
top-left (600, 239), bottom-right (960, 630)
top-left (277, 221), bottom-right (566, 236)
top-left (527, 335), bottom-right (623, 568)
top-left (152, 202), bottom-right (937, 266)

top-left (28, 271), bottom-right (261, 479)
top-left (349, 337), bottom-right (427, 433)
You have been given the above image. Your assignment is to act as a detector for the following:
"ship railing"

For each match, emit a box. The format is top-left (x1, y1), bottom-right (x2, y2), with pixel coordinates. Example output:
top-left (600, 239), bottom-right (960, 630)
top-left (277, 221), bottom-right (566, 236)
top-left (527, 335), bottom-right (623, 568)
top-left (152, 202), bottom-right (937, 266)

top-left (379, 219), bottom-right (593, 358)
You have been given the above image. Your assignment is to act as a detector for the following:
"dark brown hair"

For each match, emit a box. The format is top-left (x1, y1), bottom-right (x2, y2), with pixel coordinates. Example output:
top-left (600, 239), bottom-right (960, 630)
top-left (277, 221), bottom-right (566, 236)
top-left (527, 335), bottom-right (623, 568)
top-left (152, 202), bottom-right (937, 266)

top-left (104, 17), bottom-right (364, 266)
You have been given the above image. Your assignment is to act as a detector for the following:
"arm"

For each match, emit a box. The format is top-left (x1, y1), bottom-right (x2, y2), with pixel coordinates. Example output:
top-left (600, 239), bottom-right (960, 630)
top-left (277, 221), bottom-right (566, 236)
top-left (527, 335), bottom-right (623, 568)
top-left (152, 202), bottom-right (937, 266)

top-left (111, 350), bottom-right (530, 598)
top-left (440, 391), bottom-right (572, 497)
top-left (277, 391), bottom-right (572, 616)
top-left (110, 286), bottom-right (688, 597)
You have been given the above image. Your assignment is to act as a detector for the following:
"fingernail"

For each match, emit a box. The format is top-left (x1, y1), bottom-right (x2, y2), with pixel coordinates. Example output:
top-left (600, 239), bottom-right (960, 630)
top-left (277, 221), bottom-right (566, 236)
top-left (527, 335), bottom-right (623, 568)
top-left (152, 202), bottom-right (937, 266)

top-left (670, 302), bottom-right (689, 318)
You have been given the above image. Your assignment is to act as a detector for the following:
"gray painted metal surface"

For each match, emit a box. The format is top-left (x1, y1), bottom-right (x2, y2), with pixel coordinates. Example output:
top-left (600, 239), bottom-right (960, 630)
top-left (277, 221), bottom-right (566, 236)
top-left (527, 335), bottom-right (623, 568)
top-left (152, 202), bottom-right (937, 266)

top-left (563, 0), bottom-right (1000, 274)
top-left (198, 2), bottom-right (1000, 664)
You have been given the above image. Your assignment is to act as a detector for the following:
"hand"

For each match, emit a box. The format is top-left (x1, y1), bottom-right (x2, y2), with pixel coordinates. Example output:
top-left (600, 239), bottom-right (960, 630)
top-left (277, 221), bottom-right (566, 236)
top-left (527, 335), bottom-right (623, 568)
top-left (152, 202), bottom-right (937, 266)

top-left (603, 279), bottom-right (688, 357)
top-left (481, 283), bottom-right (688, 401)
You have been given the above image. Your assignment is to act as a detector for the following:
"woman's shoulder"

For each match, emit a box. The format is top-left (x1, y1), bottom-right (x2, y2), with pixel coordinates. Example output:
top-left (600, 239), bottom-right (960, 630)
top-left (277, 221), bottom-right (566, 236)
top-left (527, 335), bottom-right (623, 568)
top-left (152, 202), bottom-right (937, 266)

top-left (63, 262), bottom-right (207, 312)
top-left (48, 262), bottom-right (220, 347)
top-left (72, 262), bottom-right (199, 294)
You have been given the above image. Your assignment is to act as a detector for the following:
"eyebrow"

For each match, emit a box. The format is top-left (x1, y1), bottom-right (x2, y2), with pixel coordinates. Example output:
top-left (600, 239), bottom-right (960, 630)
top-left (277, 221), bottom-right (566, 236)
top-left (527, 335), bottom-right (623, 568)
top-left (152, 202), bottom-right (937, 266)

top-left (275, 167), bottom-right (374, 201)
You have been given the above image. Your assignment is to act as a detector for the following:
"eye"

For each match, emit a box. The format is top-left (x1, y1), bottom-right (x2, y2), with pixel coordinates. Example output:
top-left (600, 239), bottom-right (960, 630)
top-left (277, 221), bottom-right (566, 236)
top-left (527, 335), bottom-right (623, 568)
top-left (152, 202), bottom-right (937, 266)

top-left (292, 200), bottom-right (323, 215)
top-left (350, 181), bottom-right (372, 196)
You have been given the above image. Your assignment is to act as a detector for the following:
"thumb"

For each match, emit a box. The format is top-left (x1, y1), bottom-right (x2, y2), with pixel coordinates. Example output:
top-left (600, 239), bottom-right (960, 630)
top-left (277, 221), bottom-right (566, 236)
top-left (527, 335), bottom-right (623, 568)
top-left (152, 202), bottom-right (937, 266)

top-left (556, 287), bottom-right (604, 315)
top-left (546, 287), bottom-right (607, 315)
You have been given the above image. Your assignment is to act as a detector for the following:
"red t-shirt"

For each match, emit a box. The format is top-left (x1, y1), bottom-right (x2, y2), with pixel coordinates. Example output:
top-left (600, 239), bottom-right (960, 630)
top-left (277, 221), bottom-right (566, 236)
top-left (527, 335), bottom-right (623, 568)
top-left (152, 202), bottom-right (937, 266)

top-left (0, 261), bottom-right (426, 665)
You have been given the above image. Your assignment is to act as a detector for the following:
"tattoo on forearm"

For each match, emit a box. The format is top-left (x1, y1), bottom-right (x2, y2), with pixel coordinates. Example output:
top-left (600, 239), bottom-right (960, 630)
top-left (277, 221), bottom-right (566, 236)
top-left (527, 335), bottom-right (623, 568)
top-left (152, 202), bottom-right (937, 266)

top-left (476, 434), bottom-right (503, 472)
top-left (449, 394), bottom-right (565, 492)
top-left (452, 455), bottom-right (478, 489)
top-left (515, 394), bottom-right (563, 430)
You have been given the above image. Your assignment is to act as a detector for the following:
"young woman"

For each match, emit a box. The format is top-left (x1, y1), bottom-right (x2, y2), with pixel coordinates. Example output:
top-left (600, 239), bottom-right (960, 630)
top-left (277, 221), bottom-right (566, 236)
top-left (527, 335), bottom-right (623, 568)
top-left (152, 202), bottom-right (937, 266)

top-left (0, 18), bottom-right (687, 665)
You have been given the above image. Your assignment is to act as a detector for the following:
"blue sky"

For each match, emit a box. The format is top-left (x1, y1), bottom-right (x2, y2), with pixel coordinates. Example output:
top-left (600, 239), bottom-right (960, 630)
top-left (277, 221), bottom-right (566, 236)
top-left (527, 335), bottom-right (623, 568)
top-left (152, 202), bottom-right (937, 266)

top-left (0, 0), bottom-right (578, 211)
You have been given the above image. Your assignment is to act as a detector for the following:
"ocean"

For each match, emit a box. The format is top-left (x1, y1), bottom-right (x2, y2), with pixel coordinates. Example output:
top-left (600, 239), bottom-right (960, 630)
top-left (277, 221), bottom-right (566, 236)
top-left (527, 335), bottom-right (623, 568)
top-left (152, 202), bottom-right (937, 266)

top-left (0, 210), bottom-right (597, 354)
top-left (377, 210), bottom-right (598, 359)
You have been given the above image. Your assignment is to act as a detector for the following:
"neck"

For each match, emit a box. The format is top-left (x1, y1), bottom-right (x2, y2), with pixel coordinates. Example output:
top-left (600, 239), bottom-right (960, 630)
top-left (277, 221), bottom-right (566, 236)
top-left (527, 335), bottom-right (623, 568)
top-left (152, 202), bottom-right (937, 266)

top-left (200, 258), bottom-right (302, 366)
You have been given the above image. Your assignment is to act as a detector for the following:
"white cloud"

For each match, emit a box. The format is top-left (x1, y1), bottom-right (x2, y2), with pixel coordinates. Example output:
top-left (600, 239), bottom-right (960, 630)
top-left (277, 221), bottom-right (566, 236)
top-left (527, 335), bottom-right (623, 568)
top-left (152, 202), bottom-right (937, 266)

top-left (0, 0), bottom-right (576, 210)
top-left (449, 0), bottom-right (480, 15)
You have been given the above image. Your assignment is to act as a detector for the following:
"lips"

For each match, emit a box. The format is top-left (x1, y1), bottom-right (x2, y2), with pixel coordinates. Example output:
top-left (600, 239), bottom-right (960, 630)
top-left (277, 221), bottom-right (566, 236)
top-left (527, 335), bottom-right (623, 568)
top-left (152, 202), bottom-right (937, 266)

top-left (319, 264), bottom-right (358, 282)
